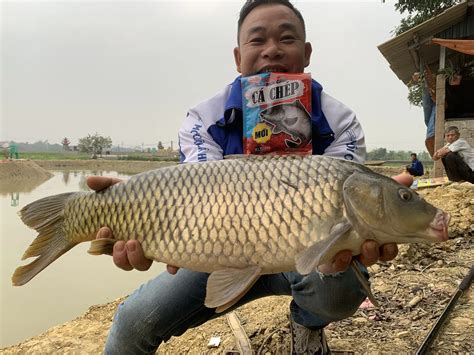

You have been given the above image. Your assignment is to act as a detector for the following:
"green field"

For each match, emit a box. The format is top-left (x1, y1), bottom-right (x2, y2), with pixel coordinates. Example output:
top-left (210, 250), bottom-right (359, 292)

top-left (18, 151), bottom-right (179, 162)
top-left (19, 152), bottom-right (91, 160)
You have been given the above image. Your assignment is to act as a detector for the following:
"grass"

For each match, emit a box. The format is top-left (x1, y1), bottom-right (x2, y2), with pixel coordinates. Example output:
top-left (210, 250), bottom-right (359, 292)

top-left (18, 151), bottom-right (179, 162)
top-left (19, 152), bottom-right (91, 160)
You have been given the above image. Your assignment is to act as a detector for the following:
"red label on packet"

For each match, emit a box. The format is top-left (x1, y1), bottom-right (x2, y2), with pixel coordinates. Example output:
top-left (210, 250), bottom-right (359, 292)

top-left (242, 73), bottom-right (312, 155)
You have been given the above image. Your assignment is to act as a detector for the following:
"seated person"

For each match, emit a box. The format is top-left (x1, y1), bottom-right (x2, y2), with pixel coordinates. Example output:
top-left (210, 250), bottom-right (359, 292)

top-left (406, 153), bottom-right (424, 176)
top-left (433, 126), bottom-right (474, 183)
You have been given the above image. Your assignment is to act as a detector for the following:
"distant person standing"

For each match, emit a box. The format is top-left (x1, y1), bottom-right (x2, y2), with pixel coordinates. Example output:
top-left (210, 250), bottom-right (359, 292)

top-left (8, 142), bottom-right (19, 159)
top-left (433, 126), bottom-right (474, 183)
top-left (406, 153), bottom-right (424, 176)
top-left (411, 66), bottom-right (436, 157)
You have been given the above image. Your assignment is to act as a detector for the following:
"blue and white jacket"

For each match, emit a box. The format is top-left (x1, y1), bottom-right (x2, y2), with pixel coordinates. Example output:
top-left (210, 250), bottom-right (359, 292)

top-left (179, 77), bottom-right (366, 163)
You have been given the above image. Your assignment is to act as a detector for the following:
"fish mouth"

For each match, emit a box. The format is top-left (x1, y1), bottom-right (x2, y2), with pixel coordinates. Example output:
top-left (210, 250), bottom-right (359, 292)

top-left (427, 209), bottom-right (450, 242)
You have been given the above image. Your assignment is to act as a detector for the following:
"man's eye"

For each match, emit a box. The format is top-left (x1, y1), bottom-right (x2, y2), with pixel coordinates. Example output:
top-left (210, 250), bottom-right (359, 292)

top-left (249, 37), bottom-right (264, 44)
top-left (281, 35), bottom-right (296, 42)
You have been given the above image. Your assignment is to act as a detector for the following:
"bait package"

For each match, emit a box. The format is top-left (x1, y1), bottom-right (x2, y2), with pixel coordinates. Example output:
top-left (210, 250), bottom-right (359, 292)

top-left (242, 72), bottom-right (312, 155)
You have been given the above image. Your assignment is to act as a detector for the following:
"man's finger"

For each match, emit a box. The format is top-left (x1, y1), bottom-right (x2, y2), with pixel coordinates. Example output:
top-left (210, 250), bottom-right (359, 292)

top-left (126, 240), bottom-right (153, 271)
top-left (318, 250), bottom-right (352, 274)
top-left (332, 250), bottom-right (353, 272)
top-left (167, 265), bottom-right (179, 275)
top-left (358, 240), bottom-right (380, 267)
top-left (96, 227), bottom-right (114, 255)
top-left (113, 241), bottom-right (133, 271)
top-left (391, 173), bottom-right (413, 187)
top-left (379, 243), bottom-right (398, 262)
top-left (87, 176), bottom-right (123, 192)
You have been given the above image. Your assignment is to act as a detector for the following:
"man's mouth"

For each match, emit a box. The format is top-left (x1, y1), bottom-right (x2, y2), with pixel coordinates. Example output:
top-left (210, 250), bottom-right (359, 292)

top-left (258, 66), bottom-right (288, 73)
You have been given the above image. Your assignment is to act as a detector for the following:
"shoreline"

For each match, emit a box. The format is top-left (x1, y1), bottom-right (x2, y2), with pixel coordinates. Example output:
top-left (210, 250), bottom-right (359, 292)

top-left (34, 159), bottom-right (178, 174)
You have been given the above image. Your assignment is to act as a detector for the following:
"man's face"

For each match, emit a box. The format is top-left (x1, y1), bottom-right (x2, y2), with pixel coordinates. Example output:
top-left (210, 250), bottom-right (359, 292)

top-left (445, 131), bottom-right (459, 144)
top-left (234, 4), bottom-right (312, 76)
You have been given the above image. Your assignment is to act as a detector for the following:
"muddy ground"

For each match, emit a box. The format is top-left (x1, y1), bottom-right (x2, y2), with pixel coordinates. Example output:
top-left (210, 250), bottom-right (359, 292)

top-left (0, 160), bottom-right (472, 354)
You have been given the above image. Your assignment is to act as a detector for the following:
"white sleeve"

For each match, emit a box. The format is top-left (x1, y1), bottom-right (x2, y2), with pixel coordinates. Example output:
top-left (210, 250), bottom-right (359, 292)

top-left (447, 139), bottom-right (469, 153)
top-left (178, 110), bottom-right (224, 163)
top-left (320, 92), bottom-right (366, 163)
top-left (178, 85), bottom-right (233, 163)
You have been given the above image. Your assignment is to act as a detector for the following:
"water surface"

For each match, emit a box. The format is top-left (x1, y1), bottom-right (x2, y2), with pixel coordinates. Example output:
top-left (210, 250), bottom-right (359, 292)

top-left (0, 170), bottom-right (165, 348)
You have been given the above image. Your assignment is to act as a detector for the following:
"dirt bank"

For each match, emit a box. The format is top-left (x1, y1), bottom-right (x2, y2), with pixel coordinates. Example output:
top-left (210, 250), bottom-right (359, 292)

top-left (0, 160), bottom-right (53, 195)
top-left (35, 159), bottom-right (177, 175)
top-left (0, 164), bottom-right (472, 354)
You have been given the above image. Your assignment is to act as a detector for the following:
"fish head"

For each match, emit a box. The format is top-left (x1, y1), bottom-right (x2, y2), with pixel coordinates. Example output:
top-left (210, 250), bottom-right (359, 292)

top-left (342, 171), bottom-right (450, 244)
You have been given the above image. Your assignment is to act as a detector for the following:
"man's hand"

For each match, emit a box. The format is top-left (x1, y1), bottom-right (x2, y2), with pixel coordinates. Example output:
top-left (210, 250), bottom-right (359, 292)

top-left (433, 147), bottom-right (450, 161)
top-left (87, 176), bottom-right (177, 274)
top-left (318, 172), bottom-right (413, 274)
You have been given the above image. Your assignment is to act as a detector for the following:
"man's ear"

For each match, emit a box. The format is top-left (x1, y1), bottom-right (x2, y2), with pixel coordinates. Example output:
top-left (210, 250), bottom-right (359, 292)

top-left (304, 42), bottom-right (312, 67)
top-left (234, 47), bottom-right (242, 73)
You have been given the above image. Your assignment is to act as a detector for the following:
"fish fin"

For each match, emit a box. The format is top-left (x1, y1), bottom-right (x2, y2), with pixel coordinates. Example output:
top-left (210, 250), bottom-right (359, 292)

top-left (88, 238), bottom-right (116, 255)
top-left (205, 266), bottom-right (261, 313)
top-left (13, 193), bottom-right (79, 286)
top-left (351, 260), bottom-right (379, 308)
top-left (295, 220), bottom-right (352, 275)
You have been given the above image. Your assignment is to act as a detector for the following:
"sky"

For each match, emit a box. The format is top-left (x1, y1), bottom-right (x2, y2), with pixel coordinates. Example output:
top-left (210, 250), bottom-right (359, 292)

top-left (1, 0), bottom-right (428, 152)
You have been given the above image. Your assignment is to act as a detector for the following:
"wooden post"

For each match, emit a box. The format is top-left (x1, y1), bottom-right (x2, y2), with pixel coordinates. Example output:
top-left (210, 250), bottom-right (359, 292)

top-left (434, 73), bottom-right (446, 178)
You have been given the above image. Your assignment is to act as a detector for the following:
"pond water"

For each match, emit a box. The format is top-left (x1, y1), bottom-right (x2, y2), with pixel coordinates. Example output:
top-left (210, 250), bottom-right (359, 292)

top-left (0, 170), bottom-right (165, 348)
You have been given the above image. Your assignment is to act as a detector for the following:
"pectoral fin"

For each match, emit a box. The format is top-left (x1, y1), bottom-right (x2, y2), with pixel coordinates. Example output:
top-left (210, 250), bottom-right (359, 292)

top-left (88, 238), bottom-right (116, 255)
top-left (295, 220), bottom-right (352, 275)
top-left (205, 266), bottom-right (261, 313)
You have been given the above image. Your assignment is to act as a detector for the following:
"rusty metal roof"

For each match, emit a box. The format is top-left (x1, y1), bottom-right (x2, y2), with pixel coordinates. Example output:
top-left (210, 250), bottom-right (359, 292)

top-left (378, 1), bottom-right (473, 85)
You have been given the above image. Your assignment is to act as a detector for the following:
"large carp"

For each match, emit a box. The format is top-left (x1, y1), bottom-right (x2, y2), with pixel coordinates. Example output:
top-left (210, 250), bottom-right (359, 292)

top-left (13, 155), bottom-right (449, 312)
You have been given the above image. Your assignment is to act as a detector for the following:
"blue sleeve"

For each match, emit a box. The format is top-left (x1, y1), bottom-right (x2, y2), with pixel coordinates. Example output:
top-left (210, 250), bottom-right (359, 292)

top-left (415, 161), bottom-right (424, 175)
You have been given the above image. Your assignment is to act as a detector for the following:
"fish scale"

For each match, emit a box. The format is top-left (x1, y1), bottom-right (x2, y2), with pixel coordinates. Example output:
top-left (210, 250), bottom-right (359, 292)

top-left (13, 155), bottom-right (450, 312)
top-left (57, 156), bottom-right (345, 272)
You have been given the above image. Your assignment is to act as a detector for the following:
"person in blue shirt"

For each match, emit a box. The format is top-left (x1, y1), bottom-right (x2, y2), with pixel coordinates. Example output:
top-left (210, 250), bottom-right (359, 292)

top-left (86, 1), bottom-right (412, 353)
top-left (406, 153), bottom-right (424, 177)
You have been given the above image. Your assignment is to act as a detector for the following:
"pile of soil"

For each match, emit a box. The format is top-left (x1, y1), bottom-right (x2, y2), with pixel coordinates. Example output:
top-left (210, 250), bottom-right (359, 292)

top-left (0, 160), bottom-right (52, 181)
top-left (0, 160), bottom-right (53, 195)
top-left (1, 165), bottom-right (472, 354)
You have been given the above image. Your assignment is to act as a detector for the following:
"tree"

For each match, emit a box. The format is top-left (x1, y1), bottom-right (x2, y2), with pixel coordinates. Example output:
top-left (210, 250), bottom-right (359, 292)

top-left (61, 137), bottom-right (71, 151)
top-left (78, 133), bottom-right (112, 158)
top-left (157, 141), bottom-right (164, 150)
top-left (383, 0), bottom-right (462, 35)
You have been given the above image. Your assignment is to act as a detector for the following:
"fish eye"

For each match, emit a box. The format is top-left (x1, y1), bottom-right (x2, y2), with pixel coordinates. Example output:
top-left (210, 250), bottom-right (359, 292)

top-left (398, 188), bottom-right (412, 201)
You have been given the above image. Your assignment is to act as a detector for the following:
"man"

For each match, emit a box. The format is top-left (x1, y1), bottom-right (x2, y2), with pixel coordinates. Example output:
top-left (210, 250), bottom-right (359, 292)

top-left (406, 153), bottom-right (424, 177)
top-left (88, 1), bottom-right (406, 353)
top-left (411, 67), bottom-right (436, 157)
top-left (433, 126), bottom-right (474, 183)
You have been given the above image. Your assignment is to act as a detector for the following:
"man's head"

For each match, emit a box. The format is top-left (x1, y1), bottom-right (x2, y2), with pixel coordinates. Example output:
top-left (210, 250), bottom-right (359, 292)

top-left (445, 126), bottom-right (460, 144)
top-left (234, 0), bottom-right (312, 76)
top-left (410, 153), bottom-right (417, 161)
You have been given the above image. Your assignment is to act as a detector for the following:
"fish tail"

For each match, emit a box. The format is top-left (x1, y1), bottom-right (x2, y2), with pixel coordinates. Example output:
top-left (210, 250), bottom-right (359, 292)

top-left (13, 192), bottom-right (79, 286)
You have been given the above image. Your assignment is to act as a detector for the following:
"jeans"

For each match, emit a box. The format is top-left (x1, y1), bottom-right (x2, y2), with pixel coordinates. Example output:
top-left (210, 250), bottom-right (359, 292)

top-left (422, 89), bottom-right (435, 139)
top-left (104, 264), bottom-right (368, 354)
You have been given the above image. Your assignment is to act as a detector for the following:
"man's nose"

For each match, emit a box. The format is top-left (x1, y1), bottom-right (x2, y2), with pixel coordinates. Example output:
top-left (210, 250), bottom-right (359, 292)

top-left (262, 40), bottom-right (283, 59)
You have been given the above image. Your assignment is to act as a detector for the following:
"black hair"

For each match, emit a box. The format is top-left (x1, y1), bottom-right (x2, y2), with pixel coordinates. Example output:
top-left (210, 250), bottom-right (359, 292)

top-left (237, 0), bottom-right (306, 44)
top-left (410, 153), bottom-right (417, 158)
top-left (445, 126), bottom-right (460, 135)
